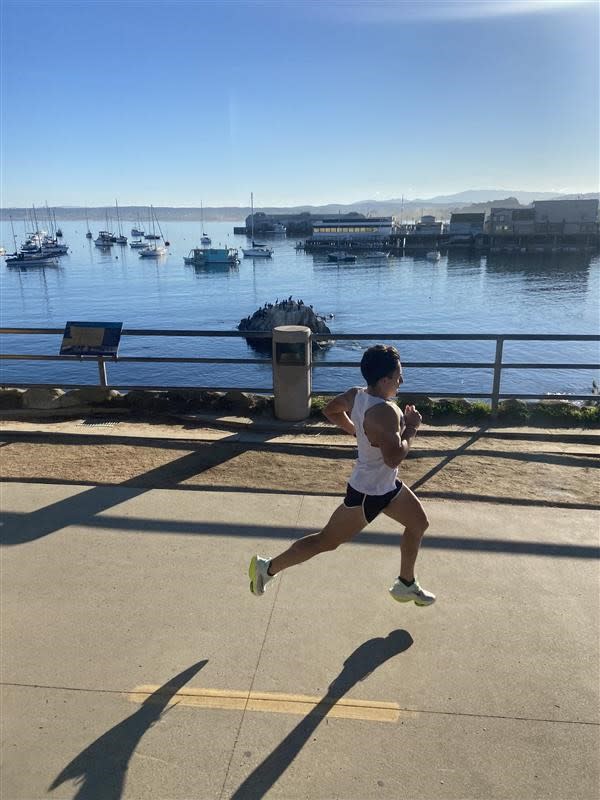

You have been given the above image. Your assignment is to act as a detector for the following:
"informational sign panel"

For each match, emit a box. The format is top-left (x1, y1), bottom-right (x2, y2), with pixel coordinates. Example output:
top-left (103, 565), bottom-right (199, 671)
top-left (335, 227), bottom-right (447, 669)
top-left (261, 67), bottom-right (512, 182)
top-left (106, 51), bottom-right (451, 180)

top-left (60, 321), bottom-right (123, 356)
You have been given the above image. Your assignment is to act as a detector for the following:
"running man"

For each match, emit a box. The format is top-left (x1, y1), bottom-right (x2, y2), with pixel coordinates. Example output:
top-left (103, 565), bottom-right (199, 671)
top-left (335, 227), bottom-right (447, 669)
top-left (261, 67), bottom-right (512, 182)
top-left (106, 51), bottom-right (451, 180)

top-left (249, 344), bottom-right (435, 606)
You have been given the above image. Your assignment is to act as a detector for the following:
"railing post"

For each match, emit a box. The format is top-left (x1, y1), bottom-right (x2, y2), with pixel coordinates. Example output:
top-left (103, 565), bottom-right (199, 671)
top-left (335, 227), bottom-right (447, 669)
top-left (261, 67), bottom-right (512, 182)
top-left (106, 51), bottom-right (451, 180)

top-left (491, 336), bottom-right (504, 418)
top-left (97, 356), bottom-right (108, 387)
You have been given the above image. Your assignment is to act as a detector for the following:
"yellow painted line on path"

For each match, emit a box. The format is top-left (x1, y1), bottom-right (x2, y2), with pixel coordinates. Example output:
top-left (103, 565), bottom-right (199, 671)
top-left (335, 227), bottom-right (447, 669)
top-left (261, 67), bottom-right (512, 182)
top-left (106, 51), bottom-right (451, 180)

top-left (127, 685), bottom-right (413, 723)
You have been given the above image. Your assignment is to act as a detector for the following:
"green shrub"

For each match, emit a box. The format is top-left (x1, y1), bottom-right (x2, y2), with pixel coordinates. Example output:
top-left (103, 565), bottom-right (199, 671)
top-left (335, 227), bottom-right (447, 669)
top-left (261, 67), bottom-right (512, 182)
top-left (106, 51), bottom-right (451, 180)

top-left (310, 395), bottom-right (329, 417)
top-left (498, 399), bottom-right (531, 421)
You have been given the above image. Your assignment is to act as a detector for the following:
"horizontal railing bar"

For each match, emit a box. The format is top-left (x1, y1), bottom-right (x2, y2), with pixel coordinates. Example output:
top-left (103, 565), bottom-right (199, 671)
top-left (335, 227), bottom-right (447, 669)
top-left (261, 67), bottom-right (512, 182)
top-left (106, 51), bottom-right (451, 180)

top-left (2, 328), bottom-right (599, 343)
top-left (2, 354), bottom-right (598, 371)
top-left (121, 329), bottom-right (272, 338)
top-left (0, 354), bottom-right (271, 365)
top-left (0, 383), bottom-right (274, 393)
top-left (0, 328), bottom-right (272, 338)
top-left (314, 361), bottom-right (600, 369)
top-left (310, 391), bottom-right (598, 401)
top-left (312, 333), bottom-right (600, 342)
top-left (313, 361), bottom-right (494, 369)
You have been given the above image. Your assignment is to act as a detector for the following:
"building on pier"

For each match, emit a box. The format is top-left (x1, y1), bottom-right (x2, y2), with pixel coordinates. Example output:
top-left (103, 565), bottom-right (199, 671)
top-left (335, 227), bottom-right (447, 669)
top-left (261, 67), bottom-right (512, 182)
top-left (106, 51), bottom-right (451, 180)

top-left (533, 199), bottom-right (599, 234)
top-left (488, 207), bottom-right (535, 235)
top-left (311, 216), bottom-right (393, 242)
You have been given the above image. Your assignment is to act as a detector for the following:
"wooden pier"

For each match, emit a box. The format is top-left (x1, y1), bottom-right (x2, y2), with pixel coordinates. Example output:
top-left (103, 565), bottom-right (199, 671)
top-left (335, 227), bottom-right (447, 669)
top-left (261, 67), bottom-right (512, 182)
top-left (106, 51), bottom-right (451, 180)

top-left (300, 232), bottom-right (599, 254)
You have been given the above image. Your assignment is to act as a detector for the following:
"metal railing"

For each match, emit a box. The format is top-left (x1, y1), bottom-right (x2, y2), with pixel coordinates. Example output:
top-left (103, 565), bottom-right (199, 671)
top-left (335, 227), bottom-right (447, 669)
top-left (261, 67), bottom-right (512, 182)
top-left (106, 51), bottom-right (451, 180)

top-left (1, 328), bottom-right (598, 414)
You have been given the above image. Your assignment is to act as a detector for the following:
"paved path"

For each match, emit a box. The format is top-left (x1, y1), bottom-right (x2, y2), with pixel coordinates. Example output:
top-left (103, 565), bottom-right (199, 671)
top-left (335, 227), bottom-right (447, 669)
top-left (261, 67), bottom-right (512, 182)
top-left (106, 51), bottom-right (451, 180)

top-left (1, 477), bottom-right (599, 798)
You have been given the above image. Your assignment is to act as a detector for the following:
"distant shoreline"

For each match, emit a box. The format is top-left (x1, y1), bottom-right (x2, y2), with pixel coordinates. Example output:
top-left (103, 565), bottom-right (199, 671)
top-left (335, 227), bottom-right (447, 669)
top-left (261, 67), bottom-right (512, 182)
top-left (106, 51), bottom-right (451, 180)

top-left (1, 193), bottom-right (597, 223)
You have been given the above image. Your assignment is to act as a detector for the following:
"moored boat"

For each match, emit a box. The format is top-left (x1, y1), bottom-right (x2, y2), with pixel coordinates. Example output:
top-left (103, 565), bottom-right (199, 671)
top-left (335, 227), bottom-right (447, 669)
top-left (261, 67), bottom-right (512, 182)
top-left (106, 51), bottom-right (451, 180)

top-left (241, 192), bottom-right (273, 258)
top-left (184, 247), bottom-right (239, 266)
top-left (5, 251), bottom-right (59, 266)
top-left (327, 251), bottom-right (356, 263)
top-left (95, 230), bottom-right (113, 247)
top-left (139, 244), bottom-right (167, 258)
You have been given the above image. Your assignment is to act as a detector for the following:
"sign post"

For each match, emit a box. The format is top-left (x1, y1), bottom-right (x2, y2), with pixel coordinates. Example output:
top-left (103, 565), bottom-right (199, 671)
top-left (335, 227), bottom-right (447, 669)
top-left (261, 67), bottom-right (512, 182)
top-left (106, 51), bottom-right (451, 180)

top-left (60, 321), bottom-right (123, 386)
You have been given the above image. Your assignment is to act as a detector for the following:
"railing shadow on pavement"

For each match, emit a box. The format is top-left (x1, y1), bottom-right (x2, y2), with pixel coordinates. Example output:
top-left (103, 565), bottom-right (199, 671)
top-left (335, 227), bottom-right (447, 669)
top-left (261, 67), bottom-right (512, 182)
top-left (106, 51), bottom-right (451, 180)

top-left (48, 660), bottom-right (208, 800)
top-left (227, 630), bottom-right (413, 800)
top-left (1, 422), bottom-right (598, 547)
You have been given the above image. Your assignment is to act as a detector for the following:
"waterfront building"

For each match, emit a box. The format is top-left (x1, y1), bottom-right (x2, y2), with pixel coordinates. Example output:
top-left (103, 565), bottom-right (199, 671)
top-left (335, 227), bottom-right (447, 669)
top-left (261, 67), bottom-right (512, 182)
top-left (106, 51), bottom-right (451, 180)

top-left (448, 213), bottom-right (485, 237)
top-left (244, 211), bottom-right (312, 236)
top-left (311, 216), bottom-right (393, 242)
top-left (533, 198), bottom-right (599, 234)
top-left (414, 214), bottom-right (445, 236)
top-left (488, 207), bottom-right (535, 235)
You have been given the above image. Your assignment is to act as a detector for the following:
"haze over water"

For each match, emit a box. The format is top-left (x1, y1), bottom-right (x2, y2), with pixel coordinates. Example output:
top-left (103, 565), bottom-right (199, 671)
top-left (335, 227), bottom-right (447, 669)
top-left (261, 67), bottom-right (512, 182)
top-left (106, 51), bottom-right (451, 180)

top-left (1, 219), bottom-right (598, 400)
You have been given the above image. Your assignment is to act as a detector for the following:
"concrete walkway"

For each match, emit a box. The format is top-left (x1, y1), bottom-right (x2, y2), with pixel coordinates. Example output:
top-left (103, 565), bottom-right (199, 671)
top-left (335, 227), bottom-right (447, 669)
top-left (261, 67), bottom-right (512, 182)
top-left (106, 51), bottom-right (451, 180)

top-left (1, 442), bottom-right (599, 799)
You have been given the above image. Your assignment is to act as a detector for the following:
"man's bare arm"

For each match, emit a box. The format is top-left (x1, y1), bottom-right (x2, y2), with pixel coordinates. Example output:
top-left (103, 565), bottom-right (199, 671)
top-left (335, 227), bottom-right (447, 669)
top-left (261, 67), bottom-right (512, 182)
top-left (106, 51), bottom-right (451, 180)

top-left (323, 388), bottom-right (358, 436)
top-left (365, 403), bottom-right (421, 468)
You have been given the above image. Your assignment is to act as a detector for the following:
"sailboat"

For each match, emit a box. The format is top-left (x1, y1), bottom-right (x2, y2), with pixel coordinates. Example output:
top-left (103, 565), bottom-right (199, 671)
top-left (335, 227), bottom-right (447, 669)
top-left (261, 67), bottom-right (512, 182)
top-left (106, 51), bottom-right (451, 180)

top-left (139, 206), bottom-right (168, 257)
top-left (200, 201), bottom-right (211, 246)
top-left (131, 213), bottom-right (145, 238)
top-left (114, 200), bottom-right (127, 244)
top-left (85, 207), bottom-right (93, 238)
top-left (241, 193), bottom-right (273, 258)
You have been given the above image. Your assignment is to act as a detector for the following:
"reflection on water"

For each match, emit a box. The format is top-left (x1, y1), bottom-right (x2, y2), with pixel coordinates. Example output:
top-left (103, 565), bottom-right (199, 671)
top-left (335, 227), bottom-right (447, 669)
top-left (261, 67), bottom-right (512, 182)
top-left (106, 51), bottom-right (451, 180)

top-left (1, 219), bottom-right (598, 395)
top-left (485, 251), bottom-right (591, 295)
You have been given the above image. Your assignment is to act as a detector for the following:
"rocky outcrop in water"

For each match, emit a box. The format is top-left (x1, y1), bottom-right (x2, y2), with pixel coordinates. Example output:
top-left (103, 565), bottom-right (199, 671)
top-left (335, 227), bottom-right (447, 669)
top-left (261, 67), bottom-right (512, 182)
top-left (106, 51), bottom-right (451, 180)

top-left (238, 298), bottom-right (333, 352)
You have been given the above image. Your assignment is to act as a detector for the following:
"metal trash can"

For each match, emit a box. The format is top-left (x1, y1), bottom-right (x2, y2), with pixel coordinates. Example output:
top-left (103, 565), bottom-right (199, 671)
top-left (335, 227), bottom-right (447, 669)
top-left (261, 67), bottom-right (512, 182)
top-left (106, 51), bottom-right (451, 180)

top-left (272, 326), bottom-right (312, 421)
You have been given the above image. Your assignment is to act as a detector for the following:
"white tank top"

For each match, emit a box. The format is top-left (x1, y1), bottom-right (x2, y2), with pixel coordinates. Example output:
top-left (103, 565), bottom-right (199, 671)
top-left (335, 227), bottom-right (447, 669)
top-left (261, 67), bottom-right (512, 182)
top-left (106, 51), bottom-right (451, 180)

top-left (348, 387), bottom-right (404, 495)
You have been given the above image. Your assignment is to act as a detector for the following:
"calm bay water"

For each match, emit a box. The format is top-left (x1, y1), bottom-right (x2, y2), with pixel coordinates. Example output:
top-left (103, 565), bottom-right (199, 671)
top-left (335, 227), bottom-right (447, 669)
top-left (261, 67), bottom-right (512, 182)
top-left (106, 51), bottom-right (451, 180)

top-left (1, 219), bottom-right (599, 398)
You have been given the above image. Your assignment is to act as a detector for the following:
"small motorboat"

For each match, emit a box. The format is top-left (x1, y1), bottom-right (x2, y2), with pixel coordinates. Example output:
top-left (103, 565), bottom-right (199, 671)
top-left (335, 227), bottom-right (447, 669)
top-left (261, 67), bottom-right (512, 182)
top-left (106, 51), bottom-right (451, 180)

top-left (426, 251), bottom-right (441, 261)
top-left (95, 231), bottom-right (113, 247)
top-left (327, 251), bottom-right (356, 263)
top-left (242, 242), bottom-right (273, 258)
top-left (5, 251), bottom-right (59, 266)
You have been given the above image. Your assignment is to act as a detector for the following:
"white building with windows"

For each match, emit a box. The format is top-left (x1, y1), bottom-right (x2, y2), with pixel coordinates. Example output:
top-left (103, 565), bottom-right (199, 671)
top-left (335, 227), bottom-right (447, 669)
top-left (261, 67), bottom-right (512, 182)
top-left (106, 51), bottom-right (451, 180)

top-left (311, 216), bottom-right (393, 242)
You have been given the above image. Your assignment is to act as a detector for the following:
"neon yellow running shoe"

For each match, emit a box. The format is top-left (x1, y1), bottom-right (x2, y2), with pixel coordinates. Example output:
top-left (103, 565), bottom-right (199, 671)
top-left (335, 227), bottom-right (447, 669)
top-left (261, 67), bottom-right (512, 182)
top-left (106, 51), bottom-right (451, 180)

top-left (249, 555), bottom-right (274, 596)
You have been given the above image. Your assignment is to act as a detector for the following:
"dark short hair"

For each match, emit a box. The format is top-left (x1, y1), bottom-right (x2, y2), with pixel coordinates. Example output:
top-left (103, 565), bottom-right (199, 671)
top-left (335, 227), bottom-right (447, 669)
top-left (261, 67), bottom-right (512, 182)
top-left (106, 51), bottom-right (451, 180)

top-left (360, 345), bottom-right (401, 386)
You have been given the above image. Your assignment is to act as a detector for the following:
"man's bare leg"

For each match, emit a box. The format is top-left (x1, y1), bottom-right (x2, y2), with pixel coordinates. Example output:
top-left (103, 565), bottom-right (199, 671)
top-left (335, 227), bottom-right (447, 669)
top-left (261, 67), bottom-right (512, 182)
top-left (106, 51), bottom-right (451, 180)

top-left (383, 484), bottom-right (429, 580)
top-left (383, 484), bottom-right (435, 605)
top-left (268, 504), bottom-right (367, 575)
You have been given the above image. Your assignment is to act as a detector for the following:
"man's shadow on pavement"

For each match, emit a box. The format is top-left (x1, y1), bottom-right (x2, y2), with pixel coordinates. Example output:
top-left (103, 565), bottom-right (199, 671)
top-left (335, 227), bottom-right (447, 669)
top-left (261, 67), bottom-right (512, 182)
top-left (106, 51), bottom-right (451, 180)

top-left (48, 659), bottom-right (208, 800)
top-left (230, 629), bottom-right (413, 800)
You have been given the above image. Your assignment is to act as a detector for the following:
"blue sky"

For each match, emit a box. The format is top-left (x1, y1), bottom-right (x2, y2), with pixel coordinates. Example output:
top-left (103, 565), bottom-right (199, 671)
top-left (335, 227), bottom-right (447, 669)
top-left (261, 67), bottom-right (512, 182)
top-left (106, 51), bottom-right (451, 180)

top-left (1, 0), bottom-right (598, 207)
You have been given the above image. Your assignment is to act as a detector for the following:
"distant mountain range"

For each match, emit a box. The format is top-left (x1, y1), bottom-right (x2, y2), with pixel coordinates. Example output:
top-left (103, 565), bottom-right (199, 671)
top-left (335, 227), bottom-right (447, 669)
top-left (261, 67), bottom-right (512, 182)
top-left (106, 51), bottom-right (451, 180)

top-left (411, 190), bottom-right (564, 204)
top-left (1, 190), bottom-right (597, 222)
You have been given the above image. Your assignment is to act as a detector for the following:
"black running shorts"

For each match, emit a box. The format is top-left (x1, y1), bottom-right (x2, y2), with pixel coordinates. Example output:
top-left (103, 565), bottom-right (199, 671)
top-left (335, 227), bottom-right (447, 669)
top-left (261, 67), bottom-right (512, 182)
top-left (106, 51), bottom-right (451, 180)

top-left (343, 480), bottom-right (403, 523)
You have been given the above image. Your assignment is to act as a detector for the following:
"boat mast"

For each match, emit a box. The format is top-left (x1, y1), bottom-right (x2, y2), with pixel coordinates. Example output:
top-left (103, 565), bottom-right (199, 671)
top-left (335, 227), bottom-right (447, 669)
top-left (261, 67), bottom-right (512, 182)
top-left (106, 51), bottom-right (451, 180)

top-left (152, 205), bottom-right (166, 244)
top-left (32, 205), bottom-right (40, 239)
top-left (9, 216), bottom-right (17, 252)
top-left (251, 192), bottom-right (254, 244)
top-left (115, 199), bottom-right (122, 236)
